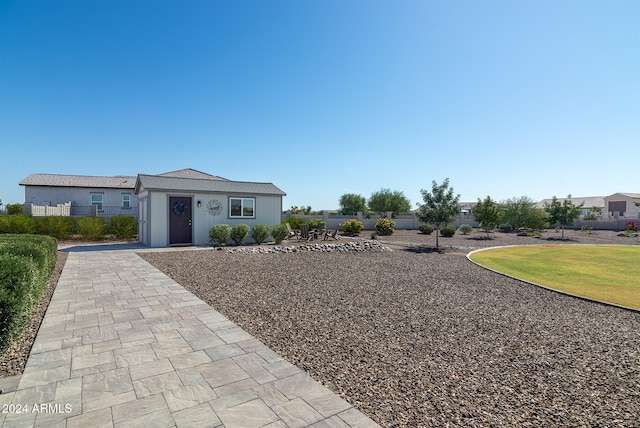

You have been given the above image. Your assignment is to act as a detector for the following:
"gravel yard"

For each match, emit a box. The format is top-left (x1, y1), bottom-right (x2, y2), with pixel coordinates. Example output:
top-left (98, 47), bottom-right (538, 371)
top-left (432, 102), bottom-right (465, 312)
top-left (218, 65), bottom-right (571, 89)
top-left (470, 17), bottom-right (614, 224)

top-left (140, 230), bottom-right (640, 427)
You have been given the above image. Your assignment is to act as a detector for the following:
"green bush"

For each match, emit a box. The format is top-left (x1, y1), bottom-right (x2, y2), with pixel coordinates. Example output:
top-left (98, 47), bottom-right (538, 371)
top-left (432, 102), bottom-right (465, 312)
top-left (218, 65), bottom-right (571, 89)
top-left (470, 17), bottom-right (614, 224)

top-left (35, 216), bottom-right (75, 240)
top-left (209, 224), bottom-right (232, 246)
top-left (342, 219), bottom-right (364, 236)
top-left (284, 216), bottom-right (307, 230)
top-left (458, 224), bottom-right (473, 235)
top-left (0, 234), bottom-right (58, 279)
top-left (418, 224), bottom-right (434, 235)
top-left (109, 216), bottom-right (138, 239)
top-left (0, 215), bottom-right (36, 234)
top-left (0, 254), bottom-right (37, 353)
top-left (251, 224), bottom-right (270, 245)
top-left (0, 234), bottom-right (58, 354)
top-left (440, 225), bottom-right (456, 237)
top-left (375, 218), bottom-right (396, 235)
top-left (271, 224), bottom-right (289, 244)
top-left (308, 218), bottom-right (327, 230)
top-left (498, 223), bottom-right (513, 232)
top-left (6, 203), bottom-right (23, 216)
top-left (230, 224), bottom-right (250, 246)
top-left (78, 217), bottom-right (105, 239)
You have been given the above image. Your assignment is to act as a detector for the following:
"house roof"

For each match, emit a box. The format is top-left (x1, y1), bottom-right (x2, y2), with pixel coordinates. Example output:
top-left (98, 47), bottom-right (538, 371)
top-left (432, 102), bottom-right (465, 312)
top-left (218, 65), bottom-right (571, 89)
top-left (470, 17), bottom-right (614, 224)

top-left (156, 168), bottom-right (229, 181)
top-left (535, 196), bottom-right (605, 209)
top-left (134, 174), bottom-right (286, 196)
top-left (605, 193), bottom-right (640, 199)
top-left (20, 173), bottom-right (137, 189)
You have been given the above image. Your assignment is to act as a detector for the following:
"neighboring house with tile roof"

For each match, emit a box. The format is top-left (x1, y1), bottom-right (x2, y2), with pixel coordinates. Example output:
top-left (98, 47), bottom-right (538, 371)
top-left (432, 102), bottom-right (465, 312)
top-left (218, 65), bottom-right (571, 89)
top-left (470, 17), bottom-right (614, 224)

top-left (134, 173), bottom-right (286, 247)
top-left (603, 193), bottom-right (640, 219)
top-left (20, 173), bottom-right (138, 218)
top-left (535, 196), bottom-right (606, 218)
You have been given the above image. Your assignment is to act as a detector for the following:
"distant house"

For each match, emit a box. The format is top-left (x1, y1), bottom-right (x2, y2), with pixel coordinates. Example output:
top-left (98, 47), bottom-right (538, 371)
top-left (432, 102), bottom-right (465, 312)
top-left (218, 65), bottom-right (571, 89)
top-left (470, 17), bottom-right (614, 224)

top-left (535, 194), bottom-right (640, 220)
top-left (20, 173), bottom-right (137, 218)
top-left (134, 169), bottom-right (286, 247)
top-left (535, 196), bottom-right (606, 219)
top-left (603, 193), bottom-right (640, 219)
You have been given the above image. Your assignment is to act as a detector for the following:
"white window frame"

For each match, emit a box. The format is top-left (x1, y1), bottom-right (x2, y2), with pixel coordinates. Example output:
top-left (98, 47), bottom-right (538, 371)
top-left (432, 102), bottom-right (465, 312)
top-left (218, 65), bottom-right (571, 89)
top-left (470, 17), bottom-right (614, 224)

top-left (229, 197), bottom-right (255, 218)
top-left (122, 193), bottom-right (131, 209)
top-left (91, 193), bottom-right (104, 212)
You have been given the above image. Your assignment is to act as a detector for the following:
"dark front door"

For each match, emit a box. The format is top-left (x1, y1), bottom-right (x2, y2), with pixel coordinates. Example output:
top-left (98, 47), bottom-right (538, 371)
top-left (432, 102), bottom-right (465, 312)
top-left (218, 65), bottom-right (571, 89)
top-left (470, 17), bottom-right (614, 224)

top-left (169, 196), bottom-right (192, 245)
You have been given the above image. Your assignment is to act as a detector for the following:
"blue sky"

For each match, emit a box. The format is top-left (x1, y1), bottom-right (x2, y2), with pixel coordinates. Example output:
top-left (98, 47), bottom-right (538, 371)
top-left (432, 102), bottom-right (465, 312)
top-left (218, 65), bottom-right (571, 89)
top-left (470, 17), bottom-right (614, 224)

top-left (1, 0), bottom-right (638, 210)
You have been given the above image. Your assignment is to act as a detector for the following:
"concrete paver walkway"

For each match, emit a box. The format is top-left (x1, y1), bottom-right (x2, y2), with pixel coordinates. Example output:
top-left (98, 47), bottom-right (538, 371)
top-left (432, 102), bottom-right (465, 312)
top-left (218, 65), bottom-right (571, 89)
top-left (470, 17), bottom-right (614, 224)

top-left (0, 245), bottom-right (379, 427)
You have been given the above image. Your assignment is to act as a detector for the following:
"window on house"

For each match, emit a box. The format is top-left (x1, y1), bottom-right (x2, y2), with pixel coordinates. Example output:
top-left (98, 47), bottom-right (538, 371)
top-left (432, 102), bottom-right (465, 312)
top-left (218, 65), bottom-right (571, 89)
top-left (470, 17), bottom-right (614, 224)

top-left (229, 197), bottom-right (255, 218)
top-left (91, 193), bottom-right (103, 212)
top-left (122, 193), bottom-right (131, 209)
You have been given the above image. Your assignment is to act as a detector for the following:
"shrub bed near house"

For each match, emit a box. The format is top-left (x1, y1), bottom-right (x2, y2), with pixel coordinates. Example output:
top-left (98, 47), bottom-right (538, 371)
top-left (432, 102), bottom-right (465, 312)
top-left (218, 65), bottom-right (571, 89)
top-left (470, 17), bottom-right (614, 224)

top-left (78, 217), bottom-right (105, 239)
top-left (108, 216), bottom-right (138, 239)
top-left (0, 214), bottom-right (36, 234)
top-left (209, 224), bottom-right (232, 246)
top-left (35, 216), bottom-right (75, 240)
top-left (0, 234), bottom-right (57, 353)
top-left (231, 224), bottom-right (250, 246)
top-left (271, 224), bottom-right (289, 244)
top-left (251, 224), bottom-right (270, 245)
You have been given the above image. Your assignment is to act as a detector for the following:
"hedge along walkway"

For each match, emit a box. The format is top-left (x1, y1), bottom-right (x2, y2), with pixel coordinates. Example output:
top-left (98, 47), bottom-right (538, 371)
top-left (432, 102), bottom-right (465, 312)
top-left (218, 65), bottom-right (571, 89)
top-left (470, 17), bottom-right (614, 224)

top-left (468, 245), bottom-right (640, 311)
top-left (0, 244), bottom-right (378, 427)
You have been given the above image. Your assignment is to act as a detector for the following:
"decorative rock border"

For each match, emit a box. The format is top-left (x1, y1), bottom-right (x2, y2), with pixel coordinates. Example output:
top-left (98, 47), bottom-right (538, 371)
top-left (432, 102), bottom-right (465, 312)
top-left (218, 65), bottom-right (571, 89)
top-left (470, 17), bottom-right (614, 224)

top-left (222, 240), bottom-right (392, 254)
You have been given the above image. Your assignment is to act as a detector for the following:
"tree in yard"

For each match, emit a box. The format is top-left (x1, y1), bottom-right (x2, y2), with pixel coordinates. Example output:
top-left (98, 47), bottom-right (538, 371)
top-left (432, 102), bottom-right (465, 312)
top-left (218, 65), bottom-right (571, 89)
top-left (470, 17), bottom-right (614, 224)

top-left (544, 195), bottom-right (583, 239)
top-left (416, 178), bottom-right (461, 248)
top-left (473, 196), bottom-right (502, 239)
top-left (367, 188), bottom-right (411, 215)
top-left (339, 193), bottom-right (367, 215)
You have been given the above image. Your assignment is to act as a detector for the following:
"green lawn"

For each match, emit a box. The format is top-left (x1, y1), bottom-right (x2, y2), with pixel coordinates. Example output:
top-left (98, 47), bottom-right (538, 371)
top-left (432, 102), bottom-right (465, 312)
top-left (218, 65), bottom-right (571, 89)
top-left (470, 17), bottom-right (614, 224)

top-left (470, 245), bottom-right (640, 310)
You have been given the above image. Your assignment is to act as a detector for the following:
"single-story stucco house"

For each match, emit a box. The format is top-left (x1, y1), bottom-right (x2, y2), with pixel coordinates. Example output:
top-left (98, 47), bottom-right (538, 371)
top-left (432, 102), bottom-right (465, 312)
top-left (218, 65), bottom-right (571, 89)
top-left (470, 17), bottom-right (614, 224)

top-left (134, 170), bottom-right (286, 247)
top-left (20, 168), bottom-right (286, 247)
top-left (20, 173), bottom-right (138, 217)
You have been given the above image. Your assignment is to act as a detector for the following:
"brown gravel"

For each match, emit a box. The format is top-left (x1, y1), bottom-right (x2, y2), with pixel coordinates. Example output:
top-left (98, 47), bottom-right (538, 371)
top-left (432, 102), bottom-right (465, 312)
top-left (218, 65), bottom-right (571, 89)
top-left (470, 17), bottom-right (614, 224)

top-left (0, 252), bottom-right (68, 378)
top-left (139, 229), bottom-right (640, 427)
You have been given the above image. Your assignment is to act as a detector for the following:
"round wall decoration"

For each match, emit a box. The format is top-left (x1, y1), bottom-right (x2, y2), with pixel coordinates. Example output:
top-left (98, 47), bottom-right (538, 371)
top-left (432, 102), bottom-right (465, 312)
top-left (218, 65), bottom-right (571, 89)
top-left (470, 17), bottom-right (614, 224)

top-left (206, 199), bottom-right (223, 216)
top-left (172, 201), bottom-right (189, 216)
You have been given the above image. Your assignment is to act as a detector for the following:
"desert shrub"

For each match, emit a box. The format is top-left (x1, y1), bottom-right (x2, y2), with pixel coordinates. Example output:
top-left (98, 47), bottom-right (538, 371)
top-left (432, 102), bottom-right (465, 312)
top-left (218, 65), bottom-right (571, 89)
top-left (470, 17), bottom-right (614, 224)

top-left (109, 216), bottom-right (138, 239)
top-left (375, 218), bottom-right (396, 235)
top-left (209, 224), bottom-right (232, 246)
top-left (342, 219), bottom-right (364, 236)
top-left (78, 217), bottom-right (105, 239)
top-left (308, 218), bottom-right (327, 230)
top-left (418, 224), bottom-right (434, 235)
top-left (251, 224), bottom-right (270, 245)
top-left (498, 223), bottom-right (513, 232)
top-left (271, 224), bottom-right (289, 244)
top-left (285, 216), bottom-right (307, 230)
top-left (440, 224), bottom-right (456, 237)
top-left (230, 224), bottom-right (250, 246)
top-left (35, 216), bottom-right (75, 240)
top-left (458, 224), bottom-right (473, 235)
top-left (0, 214), bottom-right (36, 234)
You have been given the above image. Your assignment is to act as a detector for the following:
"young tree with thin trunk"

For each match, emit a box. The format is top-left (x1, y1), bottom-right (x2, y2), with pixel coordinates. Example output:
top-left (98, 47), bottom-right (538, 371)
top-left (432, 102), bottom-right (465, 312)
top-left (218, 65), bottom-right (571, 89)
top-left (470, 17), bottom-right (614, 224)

top-left (473, 196), bottom-right (502, 239)
top-left (416, 178), bottom-right (461, 248)
top-left (544, 195), bottom-right (583, 239)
